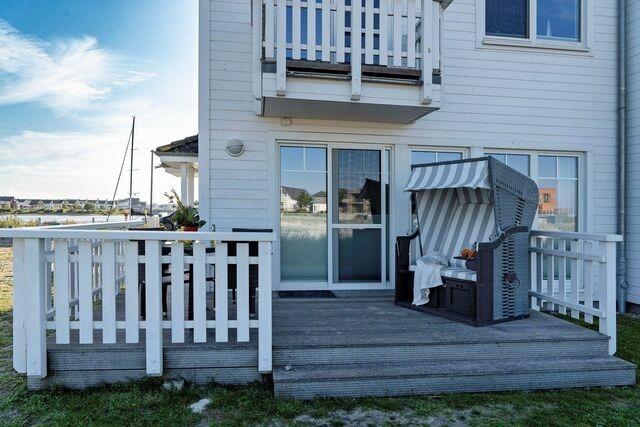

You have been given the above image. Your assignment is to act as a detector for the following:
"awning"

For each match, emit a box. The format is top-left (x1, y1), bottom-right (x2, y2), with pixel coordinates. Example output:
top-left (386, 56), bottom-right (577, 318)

top-left (405, 159), bottom-right (490, 192)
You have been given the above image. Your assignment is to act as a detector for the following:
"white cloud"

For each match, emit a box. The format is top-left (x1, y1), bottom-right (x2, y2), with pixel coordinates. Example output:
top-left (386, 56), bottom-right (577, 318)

top-left (0, 19), bottom-right (155, 112)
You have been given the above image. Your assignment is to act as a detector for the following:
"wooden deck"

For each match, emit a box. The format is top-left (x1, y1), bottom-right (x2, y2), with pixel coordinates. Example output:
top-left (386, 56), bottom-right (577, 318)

top-left (30, 293), bottom-right (636, 397)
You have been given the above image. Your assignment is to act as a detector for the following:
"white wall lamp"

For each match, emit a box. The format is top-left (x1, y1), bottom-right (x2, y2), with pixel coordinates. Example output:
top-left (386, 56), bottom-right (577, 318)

top-left (225, 138), bottom-right (245, 157)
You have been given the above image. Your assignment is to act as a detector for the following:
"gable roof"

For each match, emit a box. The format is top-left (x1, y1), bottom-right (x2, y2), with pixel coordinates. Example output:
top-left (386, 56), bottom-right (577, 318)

top-left (281, 186), bottom-right (305, 200)
top-left (155, 135), bottom-right (198, 155)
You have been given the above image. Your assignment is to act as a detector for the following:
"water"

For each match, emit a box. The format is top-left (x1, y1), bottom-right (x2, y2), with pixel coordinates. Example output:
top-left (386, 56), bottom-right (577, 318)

top-left (0, 213), bottom-right (148, 225)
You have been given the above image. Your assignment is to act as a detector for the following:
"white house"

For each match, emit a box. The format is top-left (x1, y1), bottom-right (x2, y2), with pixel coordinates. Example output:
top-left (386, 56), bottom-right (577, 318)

top-left (200, 0), bottom-right (623, 295)
top-left (2, 0), bottom-right (637, 397)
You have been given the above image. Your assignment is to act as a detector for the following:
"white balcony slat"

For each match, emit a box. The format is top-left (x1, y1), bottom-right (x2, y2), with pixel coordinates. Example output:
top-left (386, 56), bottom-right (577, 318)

top-left (215, 243), bottom-right (229, 342)
top-left (12, 239), bottom-right (27, 373)
top-left (557, 240), bottom-right (567, 315)
top-left (600, 241), bottom-right (617, 354)
top-left (570, 240), bottom-right (580, 319)
top-left (124, 241), bottom-right (139, 343)
top-left (101, 241), bottom-right (117, 344)
top-left (236, 243), bottom-right (250, 342)
top-left (407, 0), bottom-right (416, 67)
top-left (276, 0), bottom-right (287, 95)
top-left (78, 241), bottom-right (94, 344)
top-left (54, 240), bottom-right (71, 344)
top-left (432, 1), bottom-right (440, 71)
top-left (171, 242), bottom-right (185, 343)
top-left (420, 0), bottom-right (432, 103)
top-left (307, 0), bottom-right (316, 61)
top-left (193, 242), bottom-right (208, 343)
top-left (392, 0), bottom-right (402, 66)
top-left (379, 0), bottom-right (389, 66)
top-left (336, 0), bottom-right (345, 62)
top-left (264, 0), bottom-right (275, 58)
top-left (365, 0), bottom-right (374, 64)
top-left (351, 0), bottom-right (362, 100)
top-left (144, 240), bottom-right (163, 376)
top-left (258, 242), bottom-right (273, 373)
top-left (321, 0), bottom-right (331, 62)
top-left (583, 241), bottom-right (594, 323)
top-left (25, 239), bottom-right (46, 378)
top-left (292, 0), bottom-right (302, 59)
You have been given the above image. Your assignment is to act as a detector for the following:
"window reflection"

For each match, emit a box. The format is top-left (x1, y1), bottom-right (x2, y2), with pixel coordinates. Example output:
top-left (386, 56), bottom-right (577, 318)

top-left (333, 149), bottom-right (382, 224)
top-left (280, 147), bottom-right (328, 281)
top-left (538, 156), bottom-right (578, 232)
top-left (537, 0), bottom-right (580, 42)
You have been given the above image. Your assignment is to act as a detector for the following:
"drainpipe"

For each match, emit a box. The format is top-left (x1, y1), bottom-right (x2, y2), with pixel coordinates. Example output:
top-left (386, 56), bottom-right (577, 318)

top-left (618, 0), bottom-right (628, 313)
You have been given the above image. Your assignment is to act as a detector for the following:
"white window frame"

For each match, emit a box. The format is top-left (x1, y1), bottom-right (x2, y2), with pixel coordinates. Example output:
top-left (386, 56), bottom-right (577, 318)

top-left (484, 149), bottom-right (587, 233)
top-left (476, 0), bottom-right (594, 54)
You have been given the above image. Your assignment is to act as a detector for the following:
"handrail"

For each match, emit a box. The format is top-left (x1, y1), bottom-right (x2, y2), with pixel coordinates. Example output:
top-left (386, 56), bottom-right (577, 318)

top-left (0, 229), bottom-right (277, 241)
top-left (529, 231), bottom-right (618, 355)
top-left (530, 230), bottom-right (622, 242)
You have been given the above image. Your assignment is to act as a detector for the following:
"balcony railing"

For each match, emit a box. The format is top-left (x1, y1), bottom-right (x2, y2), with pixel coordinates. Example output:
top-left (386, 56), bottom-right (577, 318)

top-left (529, 231), bottom-right (621, 355)
top-left (259, 0), bottom-right (438, 103)
top-left (5, 222), bottom-right (275, 379)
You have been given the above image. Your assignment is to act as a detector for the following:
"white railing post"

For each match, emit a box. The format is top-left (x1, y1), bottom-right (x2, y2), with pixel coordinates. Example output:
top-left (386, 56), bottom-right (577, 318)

top-left (124, 241), bottom-right (140, 343)
top-left (24, 238), bottom-right (47, 378)
top-left (214, 243), bottom-right (229, 343)
top-left (420, 0), bottom-right (432, 104)
top-left (351, 0), bottom-right (362, 100)
top-left (600, 240), bottom-right (617, 355)
top-left (195, 241), bottom-right (210, 342)
top-left (258, 241), bottom-right (272, 373)
top-left (276, 0), bottom-right (287, 95)
top-left (54, 239), bottom-right (71, 344)
top-left (12, 238), bottom-right (27, 373)
top-left (144, 240), bottom-right (163, 376)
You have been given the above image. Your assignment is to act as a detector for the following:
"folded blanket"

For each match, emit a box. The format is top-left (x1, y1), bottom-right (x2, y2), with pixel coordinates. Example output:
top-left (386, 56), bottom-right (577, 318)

top-left (412, 252), bottom-right (449, 306)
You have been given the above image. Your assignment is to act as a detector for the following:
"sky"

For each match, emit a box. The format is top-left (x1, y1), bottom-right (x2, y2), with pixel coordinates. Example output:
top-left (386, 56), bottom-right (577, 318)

top-left (0, 0), bottom-right (198, 203)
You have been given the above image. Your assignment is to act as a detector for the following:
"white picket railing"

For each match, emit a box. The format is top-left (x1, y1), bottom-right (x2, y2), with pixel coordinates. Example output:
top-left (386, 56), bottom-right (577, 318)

top-left (262, 0), bottom-right (438, 102)
top-left (6, 225), bottom-right (275, 379)
top-left (529, 230), bottom-right (622, 355)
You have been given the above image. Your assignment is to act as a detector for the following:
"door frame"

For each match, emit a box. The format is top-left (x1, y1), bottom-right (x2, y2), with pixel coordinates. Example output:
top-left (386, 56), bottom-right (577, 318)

top-left (276, 140), bottom-right (394, 291)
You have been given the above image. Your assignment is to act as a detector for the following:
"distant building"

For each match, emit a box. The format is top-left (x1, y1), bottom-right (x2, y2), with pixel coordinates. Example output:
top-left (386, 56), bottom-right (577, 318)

top-left (0, 196), bottom-right (14, 209)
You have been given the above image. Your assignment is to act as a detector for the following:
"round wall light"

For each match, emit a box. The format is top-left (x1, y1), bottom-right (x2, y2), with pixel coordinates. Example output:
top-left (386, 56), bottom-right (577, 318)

top-left (225, 138), bottom-right (245, 157)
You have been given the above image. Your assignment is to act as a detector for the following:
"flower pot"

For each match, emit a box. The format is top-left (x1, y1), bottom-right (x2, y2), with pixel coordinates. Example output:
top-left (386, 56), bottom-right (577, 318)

top-left (182, 226), bottom-right (198, 232)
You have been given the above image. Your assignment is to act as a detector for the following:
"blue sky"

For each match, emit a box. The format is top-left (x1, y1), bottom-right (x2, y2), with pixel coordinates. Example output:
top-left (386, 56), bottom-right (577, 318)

top-left (0, 0), bottom-right (198, 201)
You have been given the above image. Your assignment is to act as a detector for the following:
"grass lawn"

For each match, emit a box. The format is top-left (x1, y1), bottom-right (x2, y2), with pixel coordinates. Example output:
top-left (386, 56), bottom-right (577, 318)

top-left (0, 246), bottom-right (638, 426)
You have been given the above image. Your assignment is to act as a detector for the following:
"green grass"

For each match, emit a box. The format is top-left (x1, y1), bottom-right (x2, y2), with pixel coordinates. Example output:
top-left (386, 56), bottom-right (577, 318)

top-left (0, 246), bottom-right (639, 426)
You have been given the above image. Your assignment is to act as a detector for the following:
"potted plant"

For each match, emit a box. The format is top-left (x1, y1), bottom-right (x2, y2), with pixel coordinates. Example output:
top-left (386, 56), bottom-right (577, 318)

top-left (165, 189), bottom-right (206, 231)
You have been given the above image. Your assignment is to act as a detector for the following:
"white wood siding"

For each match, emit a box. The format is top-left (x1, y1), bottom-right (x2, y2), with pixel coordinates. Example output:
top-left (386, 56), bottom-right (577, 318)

top-left (626, 1), bottom-right (640, 305)
top-left (205, 0), bottom-right (619, 282)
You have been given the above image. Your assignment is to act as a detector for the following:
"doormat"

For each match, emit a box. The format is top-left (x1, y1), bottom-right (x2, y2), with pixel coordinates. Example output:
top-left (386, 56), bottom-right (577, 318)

top-left (277, 290), bottom-right (336, 298)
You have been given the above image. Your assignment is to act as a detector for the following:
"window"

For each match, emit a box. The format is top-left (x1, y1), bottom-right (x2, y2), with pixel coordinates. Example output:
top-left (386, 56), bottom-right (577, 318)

top-left (411, 150), bottom-right (462, 166)
top-left (481, 0), bottom-right (586, 50)
top-left (537, 0), bottom-right (580, 42)
top-left (486, 153), bottom-right (530, 176)
top-left (486, 0), bottom-right (528, 39)
top-left (538, 155), bottom-right (578, 232)
top-left (486, 152), bottom-right (581, 232)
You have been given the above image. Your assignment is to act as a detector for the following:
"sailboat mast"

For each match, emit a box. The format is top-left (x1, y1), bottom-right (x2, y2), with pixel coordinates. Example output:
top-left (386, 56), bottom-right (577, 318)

top-left (129, 116), bottom-right (135, 217)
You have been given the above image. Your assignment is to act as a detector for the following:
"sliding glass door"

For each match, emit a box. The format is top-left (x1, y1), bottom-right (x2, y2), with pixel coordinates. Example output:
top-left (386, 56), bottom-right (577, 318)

top-left (280, 145), bottom-right (390, 288)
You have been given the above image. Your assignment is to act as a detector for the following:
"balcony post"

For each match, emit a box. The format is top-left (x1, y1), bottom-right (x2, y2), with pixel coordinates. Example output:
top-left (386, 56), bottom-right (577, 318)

top-left (351, 0), bottom-right (362, 101)
top-left (276, 0), bottom-right (287, 96)
top-left (421, 0), bottom-right (433, 104)
top-left (12, 238), bottom-right (27, 373)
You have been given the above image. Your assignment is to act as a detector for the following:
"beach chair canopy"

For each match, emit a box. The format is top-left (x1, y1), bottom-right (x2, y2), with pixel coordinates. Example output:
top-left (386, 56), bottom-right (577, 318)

top-left (404, 157), bottom-right (538, 261)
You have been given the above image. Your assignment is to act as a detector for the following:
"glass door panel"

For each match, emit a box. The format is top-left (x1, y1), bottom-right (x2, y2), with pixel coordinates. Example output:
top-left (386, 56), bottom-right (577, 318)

top-left (280, 146), bottom-right (328, 282)
top-left (331, 148), bottom-right (384, 284)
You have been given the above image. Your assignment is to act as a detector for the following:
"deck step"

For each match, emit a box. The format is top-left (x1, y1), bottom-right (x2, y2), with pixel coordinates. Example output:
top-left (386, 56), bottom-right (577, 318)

top-left (273, 357), bottom-right (637, 399)
top-left (273, 337), bottom-right (609, 366)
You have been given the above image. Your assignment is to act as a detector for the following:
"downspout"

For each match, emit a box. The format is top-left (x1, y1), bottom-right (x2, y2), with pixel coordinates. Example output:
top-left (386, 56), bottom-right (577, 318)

top-left (618, 0), bottom-right (628, 313)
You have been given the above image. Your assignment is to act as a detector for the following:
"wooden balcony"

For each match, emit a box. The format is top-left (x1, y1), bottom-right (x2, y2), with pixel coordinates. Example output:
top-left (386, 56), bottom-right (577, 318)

top-left (253, 0), bottom-right (444, 124)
